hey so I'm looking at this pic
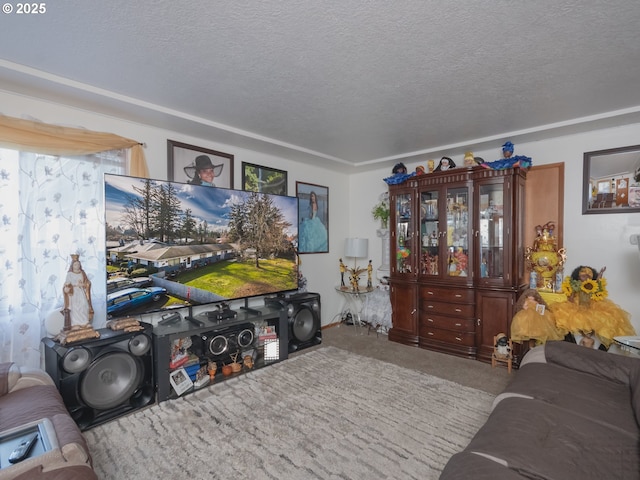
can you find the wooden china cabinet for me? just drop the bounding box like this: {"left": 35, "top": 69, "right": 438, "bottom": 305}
{"left": 388, "top": 166, "right": 528, "bottom": 365}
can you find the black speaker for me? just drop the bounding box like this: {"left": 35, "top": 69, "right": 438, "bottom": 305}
{"left": 42, "top": 323, "right": 155, "bottom": 431}
{"left": 190, "top": 322, "right": 256, "bottom": 366}
{"left": 265, "top": 292, "right": 321, "bottom": 353}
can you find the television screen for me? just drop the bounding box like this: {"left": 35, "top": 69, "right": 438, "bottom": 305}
{"left": 104, "top": 174, "right": 299, "bottom": 318}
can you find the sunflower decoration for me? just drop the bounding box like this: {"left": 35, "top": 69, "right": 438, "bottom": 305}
{"left": 561, "top": 266, "right": 608, "bottom": 302}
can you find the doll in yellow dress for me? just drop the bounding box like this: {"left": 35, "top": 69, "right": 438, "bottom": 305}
{"left": 551, "top": 265, "right": 635, "bottom": 348}
{"left": 511, "top": 289, "right": 566, "bottom": 346}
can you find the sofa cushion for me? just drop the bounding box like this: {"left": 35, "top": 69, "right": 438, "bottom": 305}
{"left": 545, "top": 340, "right": 640, "bottom": 386}
{"left": 497, "top": 362, "right": 638, "bottom": 436}
{"left": 0, "top": 385, "right": 69, "bottom": 433}
{"left": 465, "top": 397, "right": 639, "bottom": 480}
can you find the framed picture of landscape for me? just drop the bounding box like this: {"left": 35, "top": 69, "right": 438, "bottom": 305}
{"left": 242, "top": 162, "right": 287, "bottom": 195}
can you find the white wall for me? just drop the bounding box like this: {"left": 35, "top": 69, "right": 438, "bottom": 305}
{"left": 3, "top": 89, "right": 640, "bottom": 335}
{"left": 350, "top": 124, "right": 640, "bottom": 334}
{"left": 0, "top": 90, "right": 349, "bottom": 326}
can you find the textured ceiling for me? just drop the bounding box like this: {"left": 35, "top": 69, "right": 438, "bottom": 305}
{"left": 1, "top": 0, "right": 640, "bottom": 171}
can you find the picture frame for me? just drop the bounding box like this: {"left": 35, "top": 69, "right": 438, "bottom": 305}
{"left": 242, "top": 162, "right": 288, "bottom": 195}
{"left": 169, "top": 367, "right": 193, "bottom": 396}
{"left": 296, "top": 181, "right": 329, "bottom": 254}
{"left": 167, "top": 140, "right": 234, "bottom": 189}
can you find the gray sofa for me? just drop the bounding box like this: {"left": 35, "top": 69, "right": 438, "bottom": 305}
{"left": 440, "top": 340, "right": 640, "bottom": 479}
{"left": 0, "top": 362, "right": 97, "bottom": 480}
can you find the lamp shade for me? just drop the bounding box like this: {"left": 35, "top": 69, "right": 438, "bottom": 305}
{"left": 344, "top": 238, "right": 368, "bottom": 259}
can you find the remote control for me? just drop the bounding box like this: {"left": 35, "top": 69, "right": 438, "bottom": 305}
{"left": 8, "top": 433, "right": 38, "bottom": 464}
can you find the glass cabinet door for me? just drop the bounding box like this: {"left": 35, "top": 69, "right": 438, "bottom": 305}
{"left": 419, "top": 190, "right": 440, "bottom": 276}
{"left": 478, "top": 183, "right": 505, "bottom": 280}
{"left": 445, "top": 187, "right": 470, "bottom": 278}
{"left": 394, "top": 191, "right": 414, "bottom": 275}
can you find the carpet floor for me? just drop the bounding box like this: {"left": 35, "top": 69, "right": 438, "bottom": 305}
{"left": 85, "top": 346, "right": 495, "bottom": 479}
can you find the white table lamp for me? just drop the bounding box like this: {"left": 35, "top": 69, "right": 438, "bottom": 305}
{"left": 344, "top": 237, "right": 368, "bottom": 270}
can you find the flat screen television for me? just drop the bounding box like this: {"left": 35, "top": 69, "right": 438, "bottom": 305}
{"left": 104, "top": 174, "right": 299, "bottom": 318}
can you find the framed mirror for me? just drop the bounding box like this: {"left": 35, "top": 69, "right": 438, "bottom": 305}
{"left": 582, "top": 144, "right": 640, "bottom": 214}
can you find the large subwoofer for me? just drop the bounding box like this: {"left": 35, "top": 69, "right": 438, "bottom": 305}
{"left": 265, "top": 292, "right": 321, "bottom": 353}
{"left": 42, "top": 323, "right": 155, "bottom": 431}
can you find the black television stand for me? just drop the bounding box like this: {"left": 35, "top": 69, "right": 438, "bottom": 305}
{"left": 240, "top": 306, "right": 262, "bottom": 316}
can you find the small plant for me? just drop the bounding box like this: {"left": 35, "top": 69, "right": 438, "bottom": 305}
{"left": 372, "top": 192, "right": 390, "bottom": 229}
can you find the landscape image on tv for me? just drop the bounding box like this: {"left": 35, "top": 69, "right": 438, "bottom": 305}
{"left": 104, "top": 174, "right": 299, "bottom": 317}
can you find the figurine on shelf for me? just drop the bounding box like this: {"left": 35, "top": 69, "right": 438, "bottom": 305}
{"left": 62, "top": 254, "right": 94, "bottom": 329}
{"left": 207, "top": 360, "right": 217, "bottom": 380}
{"left": 463, "top": 151, "right": 477, "bottom": 167}
{"left": 481, "top": 141, "right": 532, "bottom": 170}
{"left": 392, "top": 162, "right": 407, "bottom": 174}
{"left": 415, "top": 165, "right": 426, "bottom": 175}
{"left": 367, "top": 260, "right": 373, "bottom": 289}
{"left": 339, "top": 258, "right": 347, "bottom": 287}
{"left": 434, "top": 156, "right": 456, "bottom": 171}
{"left": 54, "top": 254, "right": 100, "bottom": 344}
{"left": 384, "top": 162, "right": 415, "bottom": 185}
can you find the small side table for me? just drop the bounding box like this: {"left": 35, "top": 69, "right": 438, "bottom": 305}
{"left": 335, "top": 286, "right": 373, "bottom": 330}
{"left": 609, "top": 336, "right": 640, "bottom": 357}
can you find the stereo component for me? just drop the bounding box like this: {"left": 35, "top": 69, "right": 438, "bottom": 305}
{"left": 265, "top": 292, "right": 321, "bottom": 353}
{"left": 190, "top": 322, "right": 256, "bottom": 362}
{"left": 42, "top": 323, "right": 155, "bottom": 431}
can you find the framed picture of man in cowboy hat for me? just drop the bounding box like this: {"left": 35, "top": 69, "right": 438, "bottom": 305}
{"left": 167, "top": 140, "right": 234, "bottom": 189}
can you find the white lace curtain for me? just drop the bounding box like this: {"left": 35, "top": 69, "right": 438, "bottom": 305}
{"left": 0, "top": 115, "right": 148, "bottom": 368}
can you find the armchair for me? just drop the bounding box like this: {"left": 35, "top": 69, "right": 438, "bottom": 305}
{"left": 0, "top": 363, "right": 97, "bottom": 480}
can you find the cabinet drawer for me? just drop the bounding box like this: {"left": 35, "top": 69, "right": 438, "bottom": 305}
{"left": 420, "top": 299, "right": 475, "bottom": 317}
{"left": 420, "top": 286, "right": 474, "bottom": 304}
{"left": 419, "top": 326, "right": 476, "bottom": 346}
{"left": 420, "top": 313, "right": 475, "bottom": 332}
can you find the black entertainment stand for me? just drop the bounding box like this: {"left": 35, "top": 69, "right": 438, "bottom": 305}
{"left": 153, "top": 304, "right": 288, "bottom": 402}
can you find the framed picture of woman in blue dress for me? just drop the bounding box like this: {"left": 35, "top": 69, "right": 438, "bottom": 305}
{"left": 296, "top": 181, "right": 329, "bottom": 254}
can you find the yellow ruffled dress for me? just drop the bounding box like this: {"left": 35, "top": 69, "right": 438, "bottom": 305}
{"left": 511, "top": 301, "right": 567, "bottom": 344}
{"left": 551, "top": 296, "right": 635, "bottom": 348}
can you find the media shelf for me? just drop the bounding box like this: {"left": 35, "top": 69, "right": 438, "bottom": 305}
{"left": 153, "top": 304, "right": 288, "bottom": 402}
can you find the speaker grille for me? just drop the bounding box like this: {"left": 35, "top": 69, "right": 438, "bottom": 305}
{"left": 62, "top": 347, "right": 91, "bottom": 373}
{"left": 208, "top": 335, "right": 228, "bottom": 356}
{"left": 80, "top": 352, "right": 143, "bottom": 410}
{"left": 237, "top": 328, "right": 255, "bottom": 348}
{"left": 129, "top": 333, "right": 151, "bottom": 356}
{"left": 292, "top": 307, "right": 316, "bottom": 343}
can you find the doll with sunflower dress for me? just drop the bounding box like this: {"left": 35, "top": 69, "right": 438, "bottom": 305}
{"left": 551, "top": 265, "right": 636, "bottom": 348}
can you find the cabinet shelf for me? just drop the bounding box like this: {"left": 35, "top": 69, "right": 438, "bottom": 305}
{"left": 388, "top": 166, "right": 527, "bottom": 364}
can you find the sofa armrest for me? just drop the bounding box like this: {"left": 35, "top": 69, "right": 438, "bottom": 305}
{"left": 544, "top": 340, "right": 640, "bottom": 385}
{"left": 11, "top": 465, "right": 98, "bottom": 480}
{"left": 0, "top": 362, "right": 55, "bottom": 395}
{"left": 0, "top": 362, "right": 12, "bottom": 396}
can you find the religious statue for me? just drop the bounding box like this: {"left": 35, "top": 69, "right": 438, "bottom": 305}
{"left": 55, "top": 254, "right": 100, "bottom": 344}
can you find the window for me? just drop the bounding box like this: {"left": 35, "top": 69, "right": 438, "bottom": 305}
{"left": 0, "top": 148, "right": 125, "bottom": 367}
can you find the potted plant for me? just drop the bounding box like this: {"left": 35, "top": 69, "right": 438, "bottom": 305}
{"left": 372, "top": 192, "right": 390, "bottom": 229}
